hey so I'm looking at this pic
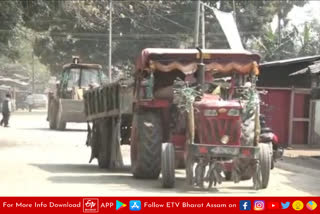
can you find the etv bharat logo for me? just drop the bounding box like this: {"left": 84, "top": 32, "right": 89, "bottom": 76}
{"left": 83, "top": 198, "right": 99, "bottom": 213}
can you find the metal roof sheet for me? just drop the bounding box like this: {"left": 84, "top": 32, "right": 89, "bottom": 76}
{"left": 260, "top": 55, "right": 320, "bottom": 68}
{"left": 290, "top": 61, "right": 320, "bottom": 76}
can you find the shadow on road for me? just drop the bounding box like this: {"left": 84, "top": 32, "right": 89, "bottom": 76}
{"left": 18, "top": 127, "right": 87, "bottom": 132}
{"left": 31, "top": 163, "right": 258, "bottom": 194}
{"left": 13, "top": 110, "right": 47, "bottom": 115}
{"left": 275, "top": 158, "right": 320, "bottom": 195}
{"left": 30, "top": 163, "right": 130, "bottom": 174}
{"left": 45, "top": 174, "right": 258, "bottom": 194}
{"left": 280, "top": 156, "right": 320, "bottom": 171}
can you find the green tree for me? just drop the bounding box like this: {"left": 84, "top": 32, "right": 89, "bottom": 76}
{"left": 250, "top": 17, "right": 320, "bottom": 62}
{"left": 298, "top": 19, "right": 320, "bottom": 56}
{"left": 1, "top": 0, "right": 311, "bottom": 76}
{"left": 0, "top": 1, "right": 23, "bottom": 59}
{"left": 250, "top": 24, "right": 299, "bottom": 61}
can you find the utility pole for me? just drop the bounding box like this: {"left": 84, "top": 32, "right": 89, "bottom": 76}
{"left": 108, "top": 0, "right": 112, "bottom": 82}
{"left": 194, "top": 0, "right": 201, "bottom": 47}
{"left": 201, "top": 2, "right": 205, "bottom": 49}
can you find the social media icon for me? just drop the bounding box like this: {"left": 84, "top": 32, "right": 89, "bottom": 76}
{"left": 254, "top": 200, "right": 265, "bottom": 211}
{"left": 306, "top": 201, "right": 317, "bottom": 211}
{"left": 116, "top": 200, "right": 127, "bottom": 210}
{"left": 129, "top": 200, "right": 141, "bottom": 211}
{"left": 292, "top": 200, "right": 304, "bottom": 211}
{"left": 281, "top": 202, "right": 290, "bottom": 209}
{"left": 267, "top": 202, "right": 280, "bottom": 209}
{"left": 239, "top": 200, "right": 251, "bottom": 211}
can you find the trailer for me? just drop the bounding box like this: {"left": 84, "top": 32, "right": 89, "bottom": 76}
{"left": 85, "top": 78, "right": 134, "bottom": 168}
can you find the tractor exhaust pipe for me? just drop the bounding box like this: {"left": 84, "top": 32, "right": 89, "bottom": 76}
{"left": 196, "top": 47, "right": 205, "bottom": 92}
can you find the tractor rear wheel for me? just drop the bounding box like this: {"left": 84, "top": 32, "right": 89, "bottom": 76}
{"left": 161, "top": 143, "right": 175, "bottom": 188}
{"left": 258, "top": 143, "right": 271, "bottom": 189}
{"left": 131, "top": 111, "right": 162, "bottom": 179}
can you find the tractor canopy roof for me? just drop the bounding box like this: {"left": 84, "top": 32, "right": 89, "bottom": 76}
{"left": 63, "top": 63, "right": 102, "bottom": 70}
{"left": 136, "top": 48, "right": 260, "bottom": 75}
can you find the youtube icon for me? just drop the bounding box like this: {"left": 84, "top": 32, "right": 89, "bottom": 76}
{"left": 268, "top": 202, "right": 280, "bottom": 209}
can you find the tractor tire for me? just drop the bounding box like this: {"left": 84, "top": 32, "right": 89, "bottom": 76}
{"left": 259, "top": 143, "right": 271, "bottom": 189}
{"left": 131, "top": 111, "right": 162, "bottom": 179}
{"left": 161, "top": 143, "right": 175, "bottom": 188}
{"left": 49, "top": 102, "right": 57, "bottom": 129}
{"left": 56, "top": 107, "right": 66, "bottom": 130}
{"left": 97, "top": 119, "right": 112, "bottom": 169}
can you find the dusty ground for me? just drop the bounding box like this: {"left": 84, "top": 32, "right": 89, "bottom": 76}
{"left": 0, "top": 110, "right": 319, "bottom": 196}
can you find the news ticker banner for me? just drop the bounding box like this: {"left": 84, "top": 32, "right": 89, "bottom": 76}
{"left": 0, "top": 197, "right": 318, "bottom": 214}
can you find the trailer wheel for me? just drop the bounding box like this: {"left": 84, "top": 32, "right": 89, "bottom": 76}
{"left": 255, "top": 143, "right": 271, "bottom": 189}
{"left": 49, "top": 102, "right": 57, "bottom": 129}
{"left": 56, "top": 107, "right": 66, "bottom": 130}
{"left": 97, "top": 120, "right": 112, "bottom": 168}
{"left": 161, "top": 143, "right": 175, "bottom": 188}
{"left": 131, "top": 111, "right": 162, "bottom": 179}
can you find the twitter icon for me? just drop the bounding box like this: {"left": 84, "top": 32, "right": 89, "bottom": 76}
{"left": 281, "top": 202, "right": 290, "bottom": 209}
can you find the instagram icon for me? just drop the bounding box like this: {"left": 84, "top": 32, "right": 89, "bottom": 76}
{"left": 254, "top": 200, "right": 265, "bottom": 211}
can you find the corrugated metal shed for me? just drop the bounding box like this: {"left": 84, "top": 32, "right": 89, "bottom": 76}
{"left": 258, "top": 55, "right": 320, "bottom": 146}
{"left": 290, "top": 61, "right": 320, "bottom": 76}
{"left": 260, "top": 55, "right": 320, "bottom": 68}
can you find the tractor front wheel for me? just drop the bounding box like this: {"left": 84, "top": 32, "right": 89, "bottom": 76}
{"left": 131, "top": 111, "right": 162, "bottom": 179}
{"left": 254, "top": 143, "right": 271, "bottom": 189}
{"left": 49, "top": 102, "right": 57, "bottom": 129}
{"left": 161, "top": 143, "right": 175, "bottom": 188}
{"left": 56, "top": 107, "right": 66, "bottom": 130}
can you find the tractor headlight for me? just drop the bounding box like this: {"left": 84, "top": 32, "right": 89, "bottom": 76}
{"left": 221, "top": 135, "right": 230, "bottom": 144}
{"left": 204, "top": 109, "right": 218, "bottom": 116}
{"left": 227, "top": 108, "right": 240, "bottom": 116}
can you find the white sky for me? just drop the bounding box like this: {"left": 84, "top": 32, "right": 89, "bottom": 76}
{"left": 271, "top": 1, "right": 320, "bottom": 32}
{"left": 287, "top": 1, "right": 320, "bottom": 27}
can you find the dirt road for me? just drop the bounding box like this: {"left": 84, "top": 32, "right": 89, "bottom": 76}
{"left": 0, "top": 110, "right": 319, "bottom": 196}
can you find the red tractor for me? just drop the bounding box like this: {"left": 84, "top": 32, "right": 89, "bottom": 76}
{"left": 132, "top": 48, "right": 272, "bottom": 189}
{"left": 85, "top": 48, "right": 276, "bottom": 190}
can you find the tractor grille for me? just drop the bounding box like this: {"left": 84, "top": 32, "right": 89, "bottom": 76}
{"left": 197, "top": 117, "right": 241, "bottom": 145}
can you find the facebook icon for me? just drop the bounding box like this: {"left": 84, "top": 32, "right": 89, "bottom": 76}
{"left": 239, "top": 200, "right": 251, "bottom": 211}
{"left": 129, "top": 200, "right": 141, "bottom": 211}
